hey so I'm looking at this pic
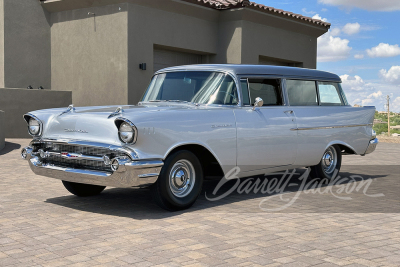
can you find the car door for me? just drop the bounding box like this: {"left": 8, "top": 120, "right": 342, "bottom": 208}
{"left": 234, "top": 78, "right": 298, "bottom": 174}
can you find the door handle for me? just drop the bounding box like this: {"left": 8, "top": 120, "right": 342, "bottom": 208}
{"left": 284, "top": 110, "right": 294, "bottom": 114}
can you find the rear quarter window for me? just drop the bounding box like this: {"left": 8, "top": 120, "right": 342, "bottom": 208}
{"left": 318, "top": 82, "right": 343, "bottom": 106}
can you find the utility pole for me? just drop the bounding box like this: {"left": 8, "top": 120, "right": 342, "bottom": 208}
{"left": 387, "top": 95, "right": 390, "bottom": 137}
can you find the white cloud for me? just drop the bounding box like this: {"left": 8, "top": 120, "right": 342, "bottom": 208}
{"left": 318, "top": 0, "right": 400, "bottom": 11}
{"left": 362, "top": 98, "right": 374, "bottom": 106}
{"left": 312, "top": 14, "right": 328, "bottom": 22}
{"left": 340, "top": 73, "right": 400, "bottom": 111}
{"left": 367, "top": 43, "right": 400, "bottom": 58}
{"left": 318, "top": 31, "right": 352, "bottom": 62}
{"left": 302, "top": 8, "right": 316, "bottom": 15}
{"left": 354, "top": 54, "right": 364, "bottom": 59}
{"left": 340, "top": 74, "right": 366, "bottom": 91}
{"left": 368, "top": 91, "right": 383, "bottom": 99}
{"left": 379, "top": 66, "right": 400, "bottom": 85}
{"left": 393, "top": 97, "right": 400, "bottom": 111}
{"left": 342, "top": 23, "right": 361, "bottom": 35}
{"left": 330, "top": 27, "right": 341, "bottom": 36}
{"left": 321, "top": 8, "right": 328, "bottom": 12}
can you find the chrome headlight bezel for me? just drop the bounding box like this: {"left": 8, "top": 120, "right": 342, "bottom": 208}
{"left": 23, "top": 114, "right": 43, "bottom": 137}
{"left": 115, "top": 118, "right": 137, "bottom": 144}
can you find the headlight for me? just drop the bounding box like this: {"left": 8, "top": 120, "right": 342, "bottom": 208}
{"left": 28, "top": 118, "right": 41, "bottom": 136}
{"left": 372, "top": 129, "right": 376, "bottom": 139}
{"left": 118, "top": 121, "right": 136, "bottom": 144}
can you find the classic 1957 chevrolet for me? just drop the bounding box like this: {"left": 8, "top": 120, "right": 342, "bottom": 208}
{"left": 21, "top": 65, "right": 378, "bottom": 211}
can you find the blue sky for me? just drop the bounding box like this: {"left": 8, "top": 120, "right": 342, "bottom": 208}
{"left": 255, "top": 0, "right": 400, "bottom": 111}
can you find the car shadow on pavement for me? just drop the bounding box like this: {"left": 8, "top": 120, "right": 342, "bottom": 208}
{"left": 0, "top": 141, "right": 21, "bottom": 156}
{"left": 45, "top": 166, "right": 398, "bottom": 219}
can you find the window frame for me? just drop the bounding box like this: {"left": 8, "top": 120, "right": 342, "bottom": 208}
{"left": 239, "top": 76, "right": 286, "bottom": 107}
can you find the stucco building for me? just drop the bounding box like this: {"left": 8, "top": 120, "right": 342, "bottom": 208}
{"left": 0, "top": 0, "right": 329, "bottom": 137}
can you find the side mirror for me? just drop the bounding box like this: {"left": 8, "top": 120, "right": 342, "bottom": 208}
{"left": 253, "top": 97, "right": 264, "bottom": 111}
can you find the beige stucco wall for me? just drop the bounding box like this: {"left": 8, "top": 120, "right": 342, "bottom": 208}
{"left": 127, "top": 1, "right": 219, "bottom": 104}
{"left": 0, "top": 110, "right": 4, "bottom": 151}
{"left": 0, "top": 89, "right": 72, "bottom": 138}
{"left": 3, "top": 0, "right": 51, "bottom": 89}
{"left": 51, "top": 3, "right": 129, "bottom": 106}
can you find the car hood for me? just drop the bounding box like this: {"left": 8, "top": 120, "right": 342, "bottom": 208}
{"left": 28, "top": 103, "right": 200, "bottom": 144}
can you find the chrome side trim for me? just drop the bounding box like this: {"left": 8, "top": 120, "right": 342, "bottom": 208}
{"left": 291, "top": 123, "right": 373, "bottom": 131}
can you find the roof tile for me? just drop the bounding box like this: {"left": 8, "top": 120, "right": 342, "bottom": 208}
{"left": 182, "top": 0, "right": 330, "bottom": 28}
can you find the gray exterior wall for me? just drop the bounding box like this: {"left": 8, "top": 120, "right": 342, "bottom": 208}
{"left": 51, "top": 3, "right": 128, "bottom": 106}
{"left": 0, "top": 1, "right": 4, "bottom": 88}
{"left": 48, "top": 0, "right": 327, "bottom": 106}
{"left": 0, "top": 89, "right": 72, "bottom": 138}
{"left": 240, "top": 9, "right": 322, "bottom": 68}
{"left": 127, "top": 0, "right": 219, "bottom": 104}
{"left": 0, "top": 110, "right": 4, "bottom": 150}
{"left": 2, "top": 0, "right": 51, "bottom": 89}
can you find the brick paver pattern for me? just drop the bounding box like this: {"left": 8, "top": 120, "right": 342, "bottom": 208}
{"left": 1, "top": 139, "right": 400, "bottom": 266}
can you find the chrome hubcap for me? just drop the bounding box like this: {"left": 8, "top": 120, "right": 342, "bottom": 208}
{"left": 321, "top": 146, "right": 337, "bottom": 175}
{"left": 169, "top": 159, "right": 195, "bottom": 198}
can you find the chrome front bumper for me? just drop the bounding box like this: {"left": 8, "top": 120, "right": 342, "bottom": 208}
{"left": 22, "top": 144, "right": 163, "bottom": 188}
{"left": 364, "top": 138, "right": 378, "bottom": 155}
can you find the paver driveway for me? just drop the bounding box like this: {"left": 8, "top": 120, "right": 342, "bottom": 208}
{"left": 1, "top": 139, "right": 400, "bottom": 267}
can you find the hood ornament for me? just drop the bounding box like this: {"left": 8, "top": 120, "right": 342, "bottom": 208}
{"left": 108, "top": 107, "right": 124, "bottom": 119}
{"left": 59, "top": 104, "right": 75, "bottom": 117}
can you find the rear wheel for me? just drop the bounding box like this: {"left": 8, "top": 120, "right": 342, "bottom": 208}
{"left": 310, "top": 145, "right": 342, "bottom": 183}
{"left": 62, "top": 181, "right": 106, "bottom": 197}
{"left": 151, "top": 150, "right": 203, "bottom": 211}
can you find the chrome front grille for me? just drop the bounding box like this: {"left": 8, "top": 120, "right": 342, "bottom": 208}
{"left": 32, "top": 142, "right": 129, "bottom": 172}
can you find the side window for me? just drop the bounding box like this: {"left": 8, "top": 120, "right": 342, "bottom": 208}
{"left": 318, "top": 82, "right": 343, "bottom": 106}
{"left": 248, "top": 79, "right": 283, "bottom": 106}
{"left": 287, "top": 80, "right": 318, "bottom": 106}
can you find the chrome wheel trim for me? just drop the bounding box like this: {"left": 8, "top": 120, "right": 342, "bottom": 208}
{"left": 321, "top": 146, "right": 337, "bottom": 175}
{"left": 169, "top": 159, "right": 195, "bottom": 198}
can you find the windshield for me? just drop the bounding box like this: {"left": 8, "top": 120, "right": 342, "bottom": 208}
{"left": 142, "top": 71, "right": 238, "bottom": 105}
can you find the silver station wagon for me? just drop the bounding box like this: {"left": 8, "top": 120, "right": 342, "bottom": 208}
{"left": 21, "top": 65, "right": 378, "bottom": 211}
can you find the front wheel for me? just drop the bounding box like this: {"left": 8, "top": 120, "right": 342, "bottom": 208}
{"left": 310, "top": 145, "right": 342, "bottom": 183}
{"left": 151, "top": 150, "right": 203, "bottom": 211}
{"left": 62, "top": 181, "right": 106, "bottom": 197}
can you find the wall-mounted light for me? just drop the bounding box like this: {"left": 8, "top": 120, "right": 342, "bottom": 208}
{"left": 88, "top": 12, "right": 95, "bottom": 16}
{"left": 27, "top": 85, "right": 33, "bottom": 89}
{"left": 139, "top": 63, "right": 147, "bottom": 70}
{"left": 38, "top": 86, "right": 44, "bottom": 90}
